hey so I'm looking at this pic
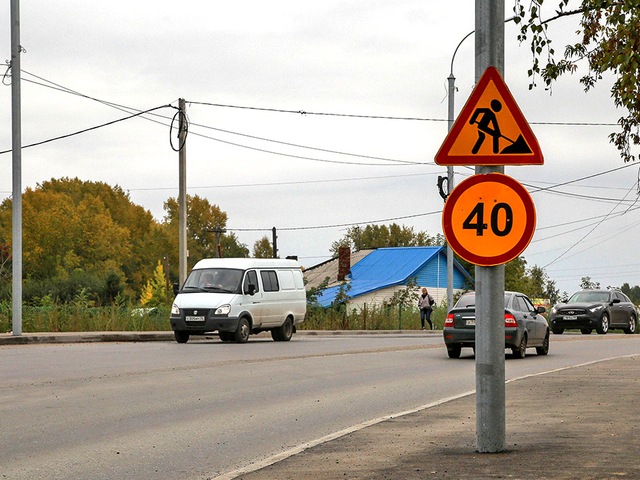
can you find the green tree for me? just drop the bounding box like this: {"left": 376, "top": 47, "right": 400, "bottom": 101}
{"left": 252, "top": 236, "right": 274, "bottom": 258}
{"left": 620, "top": 282, "right": 640, "bottom": 304}
{"left": 514, "top": 0, "right": 640, "bottom": 162}
{"left": 580, "top": 276, "right": 601, "bottom": 289}
{"left": 163, "top": 194, "right": 249, "bottom": 270}
{"left": 330, "top": 223, "right": 445, "bottom": 255}
{"left": 0, "top": 178, "right": 170, "bottom": 303}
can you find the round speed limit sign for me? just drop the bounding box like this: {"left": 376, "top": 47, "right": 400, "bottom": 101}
{"left": 442, "top": 173, "right": 536, "bottom": 266}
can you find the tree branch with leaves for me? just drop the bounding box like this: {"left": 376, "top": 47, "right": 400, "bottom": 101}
{"left": 514, "top": 0, "right": 640, "bottom": 162}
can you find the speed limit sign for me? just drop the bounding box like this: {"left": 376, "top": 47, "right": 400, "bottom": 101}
{"left": 442, "top": 173, "right": 536, "bottom": 266}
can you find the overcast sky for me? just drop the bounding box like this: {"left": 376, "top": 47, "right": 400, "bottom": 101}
{"left": 2, "top": 1, "right": 638, "bottom": 296}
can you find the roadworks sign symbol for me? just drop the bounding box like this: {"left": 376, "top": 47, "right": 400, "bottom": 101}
{"left": 435, "top": 66, "right": 543, "bottom": 166}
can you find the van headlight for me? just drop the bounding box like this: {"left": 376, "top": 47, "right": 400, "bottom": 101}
{"left": 171, "top": 303, "right": 180, "bottom": 315}
{"left": 215, "top": 304, "right": 231, "bottom": 316}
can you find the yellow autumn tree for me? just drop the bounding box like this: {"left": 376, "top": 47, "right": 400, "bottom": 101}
{"left": 139, "top": 261, "right": 170, "bottom": 307}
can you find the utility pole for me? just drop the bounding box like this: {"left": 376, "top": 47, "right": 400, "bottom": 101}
{"left": 10, "top": 0, "right": 22, "bottom": 336}
{"left": 211, "top": 228, "right": 226, "bottom": 258}
{"left": 475, "top": 0, "right": 506, "bottom": 453}
{"left": 178, "top": 98, "right": 188, "bottom": 285}
{"left": 271, "top": 227, "right": 278, "bottom": 259}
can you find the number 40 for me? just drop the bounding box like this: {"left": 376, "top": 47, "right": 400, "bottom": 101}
{"left": 462, "top": 202, "right": 513, "bottom": 237}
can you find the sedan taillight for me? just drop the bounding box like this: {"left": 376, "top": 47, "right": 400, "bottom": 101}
{"left": 504, "top": 313, "right": 517, "bottom": 327}
{"left": 444, "top": 314, "right": 454, "bottom": 327}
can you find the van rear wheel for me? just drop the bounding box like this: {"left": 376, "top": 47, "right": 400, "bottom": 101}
{"left": 272, "top": 317, "right": 293, "bottom": 342}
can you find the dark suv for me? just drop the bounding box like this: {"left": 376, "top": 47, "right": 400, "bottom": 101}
{"left": 549, "top": 289, "right": 637, "bottom": 335}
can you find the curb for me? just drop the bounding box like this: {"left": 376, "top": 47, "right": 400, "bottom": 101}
{"left": 0, "top": 329, "right": 439, "bottom": 345}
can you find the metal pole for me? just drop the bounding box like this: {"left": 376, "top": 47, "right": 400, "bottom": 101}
{"left": 178, "top": 98, "right": 188, "bottom": 285}
{"left": 10, "top": 0, "right": 22, "bottom": 336}
{"left": 445, "top": 28, "right": 475, "bottom": 311}
{"left": 446, "top": 74, "right": 455, "bottom": 311}
{"left": 475, "top": 0, "right": 506, "bottom": 453}
{"left": 272, "top": 227, "right": 278, "bottom": 259}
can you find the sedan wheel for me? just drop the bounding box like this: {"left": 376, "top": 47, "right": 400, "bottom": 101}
{"left": 535, "top": 332, "right": 550, "bottom": 356}
{"left": 512, "top": 334, "right": 527, "bottom": 359}
{"left": 623, "top": 315, "right": 637, "bottom": 335}
{"left": 447, "top": 345, "right": 462, "bottom": 359}
{"left": 596, "top": 313, "right": 610, "bottom": 334}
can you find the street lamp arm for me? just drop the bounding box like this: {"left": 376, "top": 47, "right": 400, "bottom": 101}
{"left": 449, "top": 17, "right": 515, "bottom": 77}
{"left": 450, "top": 29, "right": 475, "bottom": 77}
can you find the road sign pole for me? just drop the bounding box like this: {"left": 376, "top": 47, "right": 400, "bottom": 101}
{"left": 475, "top": 0, "right": 506, "bottom": 453}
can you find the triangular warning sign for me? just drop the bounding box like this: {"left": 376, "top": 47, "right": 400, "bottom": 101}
{"left": 435, "top": 66, "right": 543, "bottom": 166}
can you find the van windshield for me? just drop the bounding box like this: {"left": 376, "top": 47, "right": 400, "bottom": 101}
{"left": 182, "top": 268, "right": 243, "bottom": 293}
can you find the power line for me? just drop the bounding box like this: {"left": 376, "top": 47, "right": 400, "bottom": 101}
{"left": 18, "top": 72, "right": 426, "bottom": 166}
{"left": 227, "top": 209, "right": 442, "bottom": 232}
{"left": 126, "top": 171, "right": 445, "bottom": 191}
{"left": 0, "top": 104, "right": 175, "bottom": 155}
{"left": 542, "top": 182, "right": 639, "bottom": 268}
{"left": 187, "top": 121, "right": 421, "bottom": 165}
{"left": 189, "top": 101, "right": 619, "bottom": 127}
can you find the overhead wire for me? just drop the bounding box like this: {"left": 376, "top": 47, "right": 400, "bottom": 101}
{"left": 541, "top": 180, "right": 640, "bottom": 268}
{"left": 0, "top": 104, "right": 175, "bottom": 155}
{"left": 4, "top": 70, "right": 638, "bottom": 244}
{"left": 227, "top": 209, "right": 442, "bottom": 232}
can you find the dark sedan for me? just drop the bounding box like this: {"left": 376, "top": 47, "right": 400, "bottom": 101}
{"left": 549, "top": 289, "right": 637, "bottom": 335}
{"left": 443, "top": 291, "right": 549, "bottom": 359}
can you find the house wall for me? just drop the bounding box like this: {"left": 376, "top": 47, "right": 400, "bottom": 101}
{"left": 347, "top": 286, "right": 466, "bottom": 310}
{"left": 414, "top": 251, "right": 469, "bottom": 290}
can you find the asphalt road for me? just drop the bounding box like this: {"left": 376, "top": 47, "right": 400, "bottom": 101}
{"left": 1, "top": 332, "right": 639, "bottom": 479}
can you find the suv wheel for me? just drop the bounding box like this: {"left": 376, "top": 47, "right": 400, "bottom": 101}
{"left": 596, "top": 313, "right": 610, "bottom": 334}
{"left": 623, "top": 315, "right": 637, "bottom": 334}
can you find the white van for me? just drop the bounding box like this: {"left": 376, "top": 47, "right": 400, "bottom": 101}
{"left": 170, "top": 258, "right": 306, "bottom": 343}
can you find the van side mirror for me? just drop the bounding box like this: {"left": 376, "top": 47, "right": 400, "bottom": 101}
{"left": 173, "top": 283, "right": 180, "bottom": 296}
{"left": 536, "top": 306, "right": 546, "bottom": 314}
{"left": 246, "top": 284, "right": 256, "bottom": 296}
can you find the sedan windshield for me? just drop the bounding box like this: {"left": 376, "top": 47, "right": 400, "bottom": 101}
{"left": 567, "top": 291, "right": 610, "bottom": 303}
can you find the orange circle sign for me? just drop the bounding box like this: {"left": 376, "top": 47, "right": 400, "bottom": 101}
{"left": 442, "top": 173, "right": 536, "bottom": 266}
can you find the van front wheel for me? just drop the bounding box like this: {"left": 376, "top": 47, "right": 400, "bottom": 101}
{"left": 174, "top": 331, "right": 190, "bottom": 344}
{"left": 234, "top": 318, "right": 251, "bottom": 343}
{"left": 272, "top": 317, "right": 293, "bottom": 342}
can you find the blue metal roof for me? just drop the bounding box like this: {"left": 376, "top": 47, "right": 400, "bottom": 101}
{"left": 317, "top": 246, "right": 446, "bottom": 307}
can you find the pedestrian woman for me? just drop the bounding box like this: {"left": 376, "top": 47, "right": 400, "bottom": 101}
{"left": 418, "top": 287, "right": 435, "bottom": 330}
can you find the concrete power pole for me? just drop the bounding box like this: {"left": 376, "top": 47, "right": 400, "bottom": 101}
{"left": 10, "top": 0, "right": 22, "bottom": 336}
{"left": 474, "top": 0, "right": 506, "bottom": 453}
{"left": 178, "top": 99, "right": 188, "bottom": 285}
